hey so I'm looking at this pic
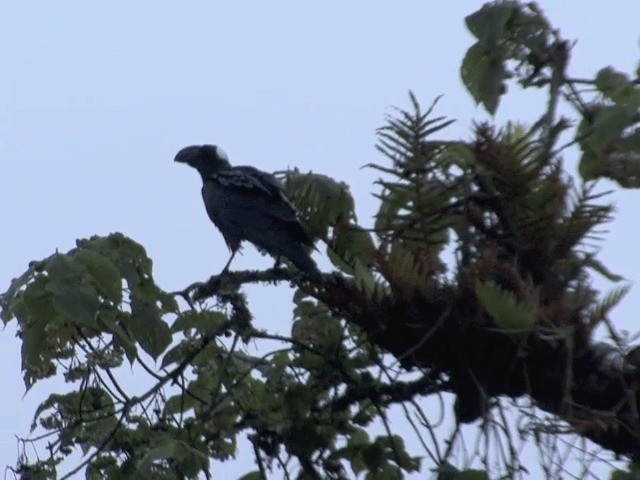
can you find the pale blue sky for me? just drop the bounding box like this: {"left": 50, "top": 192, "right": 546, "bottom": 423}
{"left": 1, "top": 2, "right": 639, "bottom": 478}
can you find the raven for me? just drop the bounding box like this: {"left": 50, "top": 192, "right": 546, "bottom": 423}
{"left": 174, "top": 144, "right": 320, "bottom": 277}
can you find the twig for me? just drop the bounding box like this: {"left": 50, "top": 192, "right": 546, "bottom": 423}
{"left": 252, "top": 441, "right": 268, "bottom": 480}
{"left": 59, "top": 406, "right": 128, "bottom": 480}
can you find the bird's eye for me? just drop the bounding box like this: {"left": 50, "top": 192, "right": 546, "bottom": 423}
{"left": 215, "top": 146, "right": 229, "bottom": 162}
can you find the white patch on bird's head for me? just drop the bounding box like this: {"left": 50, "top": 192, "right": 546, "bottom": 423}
{"left": 214, "top": 146, "right": 229, "bottom": 163}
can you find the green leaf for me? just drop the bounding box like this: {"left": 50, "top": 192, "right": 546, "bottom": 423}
{"left": 376, "top": 435, "right": 420, "bottom": 472}
{"left": 165, "top": 391, "right": 199, "bottom": 415}
{"left": 365, "top": 463, "right": 402, "bottom": 480}
{"left": 602, "top": 150, "right": 640, "bottom": 189}
{"left": 285, "top": 418, "right": 332, "bottom": 459}
{"left": 596, "top": 67, "right": 630, "bottom": 95}
{"left": 128, "top": 284, "right": 172, "bottom": 359}
{"left": 348, "top": 428, "right": 370, "bottom": 447}
{"left": 292, "top": 308, "right": 341, "bottom": 352}
{"left": 465, "top": 1, "right": 517, "bottom": 44}
{"left": 475, "top": 281, "right": 535, "bottom": 334}
{"left": 460, "top": 42, "right": 507, "bottom": 115}
{"left": 97, "top": 310, "right": 137, "bottom": 363}
{"left": 77, "top": 233, "right": 153, "bottom": 287}
{"left": 330, "top": 220, "right": 377, "bottom": 275}
{"left": 171, "top": 310, "right": 227, "bottom": 334}
{"left": 48, "top": 283, "right": 100, "bottom": 330}
{"left": 20, "top": 277, "right": 60, "bottom": 389}
{"left": 353, "top": 258, "right": 378, "bottom": 299}
{"left": 166, "top": 372, "right": 219, "bottom": 415}
{"left": 595, "top": 67, "right": 640, "bottom": 107}
{"left": 32, "top": 392, "right": 73, "bottom": 432}
{"left": 157, "top": 289, "right": 179, "bottom": 314}
{"left": 461, "top": 2, "right": 518, "bottom": 114}
{"left": 171, "top": 440, "right": 210, "bottom": 477}
{"left": 578, "top": 149, "right": 602, "bottom": 181}
{"left": 238, "top": 472, "right": 263, "bottom": 480}
{"left": 444, "top": 142, "right": 476, "bottom": 168}
{"left": 436, "top": 462, "right": 461, "bottom": 480}
{"left": 1, "top": 261, "right": 38, "bottom": 323}
{"left": 79, "top": 414, "right": 119, "bottom": 455}
{"left": 137, "top": 438, "right": 178, "bottom": 473}
{"left": 291, "top": 350, "right": 328, "bottom": 372}
{"left": 160, "top": 340, "right": 194, "bottom": 369}
{"left": 610, "top": 469, "right": 640, "bottom": 480}
{"left": 74, "top": 249, "right": 123, "bottom": 303}
{"left": 327, "top": 246, "right": 355, "bottom": 274}
{"left": 459, "top": 42, "right": 482, "bottom": 103}
{"left": 136, "top": 432, "right": 212, "bottom": 474}
{"left": 44, "top": 254, "right": 100, "bottom": 329}
{"left": 86, "top": 456, "right": 120, "bottom": 479}
{"left": 361, "top": 441, "right": 385, "bottom": 472}
{"left": 460, "top": 469, "right": 490, "bottom": 480}
{"left": 591, "top": 105, "right": 637, "bottom": 148}
{"left": 578, "top": 104, "right": 640, "bottom": 184}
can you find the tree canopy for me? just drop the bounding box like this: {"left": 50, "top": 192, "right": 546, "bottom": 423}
{"left": 3, "top": 1, "right": 640, "bottom": 479}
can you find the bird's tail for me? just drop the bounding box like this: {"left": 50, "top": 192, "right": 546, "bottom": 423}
{"left": 250, "top": 230, "right": 321, "bottom": 279}
{"left": 267, "top": 240, "right": 320, "bottom": 278}
{"left": 288, "top": 248, "right": 321, "bottom": 278}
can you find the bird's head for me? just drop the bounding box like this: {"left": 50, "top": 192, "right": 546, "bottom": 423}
{"left": 174, "top": 144, "right": 232, "bottom": 177}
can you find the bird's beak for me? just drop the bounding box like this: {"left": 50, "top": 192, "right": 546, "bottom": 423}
{"left": 174, "top": 145, "right": 200, "bottom": 164}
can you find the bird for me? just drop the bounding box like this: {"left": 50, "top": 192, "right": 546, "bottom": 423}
{"left": 174, "top": 144, "right": 320, "bottom": 277}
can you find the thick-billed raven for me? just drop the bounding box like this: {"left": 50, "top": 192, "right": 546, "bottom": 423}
{"left": 174, "top": 144, "right": 320, "bottom": 277}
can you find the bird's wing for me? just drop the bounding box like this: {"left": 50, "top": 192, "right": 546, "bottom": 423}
{"left": 232, "top": 166, "right": 284, "bottom": 194}
{"left": 204, "top": 168, "right": 315, "bottom": 248}
{"left": 212, "top": 167, "right": 301, "bottom": 222}
{"left": 204, "top": 180, "right": 318, "bottom": 271}
{"left": 214, "top": 166, "right": 280, "bottom": 195}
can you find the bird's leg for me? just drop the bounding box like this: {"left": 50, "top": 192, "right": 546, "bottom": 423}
{"left": 221, "top": 250, "right": 237, "bottom": 274}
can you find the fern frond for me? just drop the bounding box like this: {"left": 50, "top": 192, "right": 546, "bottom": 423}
{"left": 374, "top": 93, "right": 455, "bottom": 174}
{"left": 372, "top": 94, "right": 458, "bottom": 250}
{"left": 475, "top": 281, "right": 536, "bottom": 334}
{"left": 553, "top": 183, "right": 614, "bottom": 258}
{"left": 282, "top": 169, "right": 355, "bottom": 238}
{"left": 588, "top": 284, "right": 632, "bottom": 327}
